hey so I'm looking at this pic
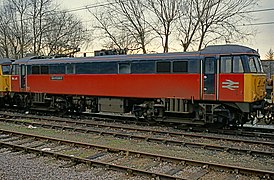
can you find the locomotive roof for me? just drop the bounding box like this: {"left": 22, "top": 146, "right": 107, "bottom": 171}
{"left": 200, "top": 44, "right": 258, "bottom": 54}
{"left": 14, "top": 44, "right": 259, "bottom": 65}
{"left": 0, "top": 58, "right": 13, "bottom": 65}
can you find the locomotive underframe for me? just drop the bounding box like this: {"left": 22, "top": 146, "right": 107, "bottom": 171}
{"left": 7, "top": 92, "right": 268, "bottom": 126}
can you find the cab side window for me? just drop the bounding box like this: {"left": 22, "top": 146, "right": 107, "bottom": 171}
{"left": 12, "top": 65, "right": 19, "bottom": 75}
{"left": 233, "top": 56, "right": 244, "bottom": 73}
{"left": 221, "top": 56, "right": 244, "bottom": 73}
{"left": 2, "top": 65, "right": 10, "bottom": 75}
{"left": 220, "top": 56, "right": 232, "bottom": 73}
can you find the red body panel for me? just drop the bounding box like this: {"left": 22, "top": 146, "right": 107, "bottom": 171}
{"left": 11, "top": 75, "right": 20, "bottom": 92}
{"left": 218, "top": 74, "right": 244, "bottom": 102}
{"left": 12, "top": 74, "right": 201, "bottom": 99}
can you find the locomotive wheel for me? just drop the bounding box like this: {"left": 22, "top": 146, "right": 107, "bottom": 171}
{"left": 264, "top": 111, "right": 273, "bottom": 125}
{"left": 133, "top": 110, "right": 143, "bottom": 119}
{"left": 265, "top": 117, "right": 272, "bottom": 125}
{"left": 54, "top": 97, "right": 68, "bottom": 114}
{"left": 23, "top": 95, "right": 32, "bottom": 109}
{"left": 75, "top": 102, "right": 85, "bottom": 114}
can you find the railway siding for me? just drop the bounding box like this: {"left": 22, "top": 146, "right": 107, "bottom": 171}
{"left": 0, "top": 111, "right": 273, "bottom": 179}
{"left": 0, "top": 129, "right": 273, "bottom": 179}
{"left": 0, "top": 116, "right": 273, "bottom": 156}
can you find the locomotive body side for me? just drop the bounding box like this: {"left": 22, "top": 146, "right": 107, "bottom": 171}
{"left": 24, "top": 74, "right": 201, "bottom": 100}
{"left": 8, "top": 45, "right": 272, "bottom": 126}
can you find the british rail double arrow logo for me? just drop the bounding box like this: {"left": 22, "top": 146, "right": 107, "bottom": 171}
{"left": 222, "top": 80, "right": 239, "bottom": 90}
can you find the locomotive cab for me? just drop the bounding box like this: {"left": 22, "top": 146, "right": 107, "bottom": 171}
{"left": 221, "top": 55, "right": 266, "bottom": 125}
{"left": 199, "top": 46, "right": 267, "bottom": 126}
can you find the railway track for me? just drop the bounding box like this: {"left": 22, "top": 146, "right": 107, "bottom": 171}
{"left": 176, "top": 124, "right": 274, "bottom": 139}
{"left": 0, "top": 129, "right": 273, "bottom": 179}
{"left": 0, "top": 113, "right": 273, "bottom": 158}
{"left": 1, "top": 111, "right": 274, "bottom": 140}
{"left": 82, "top": 113, "right": 274, "bottom": 138}
{"left": 3, "top": 109, "right": 274, "bottom": 138}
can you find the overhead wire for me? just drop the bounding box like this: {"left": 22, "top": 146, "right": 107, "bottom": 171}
{"left": 242, "top": 21, "right": 274, "bottom": 26}
{"left": 68, "top": 2, "right": 274, "bottom": 14}
{"left": 1, "top": 1, "right": 274, "bottom": 27}
{"left": 68, "top": 4, "right": 274, "bottom": 27}
{"left": 244, "top": 8, "right": 274, "bottom": 13}
{"left": 65, "top": 1, "right": 121, "bottom": 13}
{"left": 0, "top": 0, "right": 119, "bottom": 25}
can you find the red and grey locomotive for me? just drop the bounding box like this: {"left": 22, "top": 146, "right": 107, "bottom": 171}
{"left": 9, "top": 45, "right": 268, "bottom": 126}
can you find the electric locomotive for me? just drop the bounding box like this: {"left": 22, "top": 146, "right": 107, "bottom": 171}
{"left": 9, "top": 45, "right": 270, "bottom": 126}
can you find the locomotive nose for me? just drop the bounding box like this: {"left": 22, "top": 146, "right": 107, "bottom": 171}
{"left": 244, "top": 74, "right": 266, "bottom": 102}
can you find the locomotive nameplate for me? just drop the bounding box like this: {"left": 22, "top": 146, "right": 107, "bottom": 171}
{"left": 50, "top": 76, "right": 63, "bottom": 80}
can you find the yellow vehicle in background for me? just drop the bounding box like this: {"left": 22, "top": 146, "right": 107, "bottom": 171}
{"left": 0, "top": 58, "right": 12, "bottom": 104}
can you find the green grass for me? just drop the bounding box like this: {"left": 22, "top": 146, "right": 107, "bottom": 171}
{"left": 19, "top": 119, "right": 34, "bottom": 123}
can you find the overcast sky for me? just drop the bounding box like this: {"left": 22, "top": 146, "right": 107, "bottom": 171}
{"left": 58, "top": 0, "right": 274, "bottom": 59}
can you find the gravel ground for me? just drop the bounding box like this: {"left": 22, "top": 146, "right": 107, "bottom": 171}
{"left": 0, "top": 149, "right": 148, "bottom": 180}
{"left": 0, "top": 150, "right": 259, "bottom": 180}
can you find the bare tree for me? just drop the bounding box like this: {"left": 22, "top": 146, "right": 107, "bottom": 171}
{"left": 0, "top": 7, "right": 12, "bottom": 58}
{"left": 113, "top": 0, "right": 151, "bottom": 54}
{"left": 266, "top": 49, "right": 274, "bottom": 60}
{"left": 29, "top": 0, "right": 55, "bottom": 55}
{"left": 42, "top": 10, "right": 88, "bottom": 56}
{"left": 11, "top": 0, "right": 32, "bottom": 58}
{"left": 177, "top": 1, "right": 200, "bottom": 52}
{"left": 0, "top": 0, "right": 47, "bottom": 58}
{"left": 89, "top": 8, "right": 135, "bottom": 52}
{"left": 0, "top": 0, "right": 91, "bottom": 58}
{"left": 0, "top": 1, "right": 30, "bottom": 59}
{"left": 178, "top": 0, "right": 257, "bottom": 51}
{"left": 90, "top": 0, "right": 152, "bottom": 54}
{"left": 145, "top": 0, "right": 181, "bottom": 53}
{"left": 197, "top": 0, "right": 257, "bottom": 50}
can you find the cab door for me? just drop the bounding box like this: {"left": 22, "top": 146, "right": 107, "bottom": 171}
{"left": 11, "top": 64, "right": 20, "bottom": 92}
{"left": 202, "top": 57, "right": 217, "bottom": 100}
{"left": 20, "top": 64, "right": 26, "bottom": 90}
